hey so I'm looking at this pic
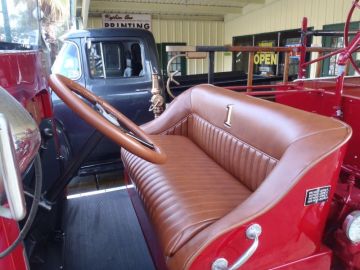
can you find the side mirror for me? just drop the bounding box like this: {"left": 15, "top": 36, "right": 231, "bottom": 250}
{"left": 0, "top": 114, "right": 25, "bottom": 220}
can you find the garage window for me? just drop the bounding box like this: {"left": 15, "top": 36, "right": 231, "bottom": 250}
{"left": 87, "top": 41, "right": 144, "bottom": 79}
{"left": 321, "top": 22, "right": 360, "bottom": 77}
{"left": 233, "top": 29, "right": 312, "bottom": 77}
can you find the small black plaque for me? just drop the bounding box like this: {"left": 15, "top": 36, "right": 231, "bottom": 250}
{"left": 304, "top": 186, "right": 331, "bottom": 206}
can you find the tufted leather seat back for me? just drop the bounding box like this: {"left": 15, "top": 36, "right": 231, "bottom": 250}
{"left": 144, "top": 85, "right": 345, "bottom": 191}
{"left": 188, "top": 114, "right": 278, "bottom": 191}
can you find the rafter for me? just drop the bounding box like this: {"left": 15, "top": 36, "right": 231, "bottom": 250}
{"left": 82, "top": 0, "right": 90, "bottom": 27}
{"left": 90, "top": 1, "right": 244, "bottom": 15}
{"left": 190, "top": 0, "right": 265, "bottom": 6}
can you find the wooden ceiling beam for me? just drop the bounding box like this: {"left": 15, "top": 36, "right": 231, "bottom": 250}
{"left": 82, "top": 0, "right": 91, "bottom": 27}
{"left": 90, "top": 1, "right": 244, "bottom": 15}
{"left": 193, "top": 0, "right": 265, "bottom": 6}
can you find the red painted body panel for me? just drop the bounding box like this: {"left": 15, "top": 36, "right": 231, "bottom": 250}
{"left": 274, "top": 77, "right": 360, "bottom": 269}
{"left": 188, "top": 148, "right": 345, "bottom": 269}
{"left": 276, "top": 78, "right": 360, "bottom": 170}
{"left": 0, "top": 50, "right": 49, "bottom": 270}
{"left": 0, "top": 218, "right": 27, "bottom": 270}
{"left": 269, "top": 246, "right": 332, "bottom": 270}
{"left": 0, "top": 50, "right": 51, "bottom": 123}
{"left": 342, "top": 94, "right": 360, "bottom": 169}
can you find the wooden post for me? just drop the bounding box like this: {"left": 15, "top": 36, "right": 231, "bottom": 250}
{"left": 247, "top": 52, "right": 254, "bottom": 92}
{"left": 345, "top": 60, "right": 351, "bottom": 76}
{"left": 298, "top": 17, "right": 308, "bottom": 79}
{"left": 283, "top": 52, "right": 290, "bottom": 83}
{"left": 208, "top": 51, "right": 215, "bottom": 84}
{"left": 315, "top": 52, "right": 323, "bottom": 78}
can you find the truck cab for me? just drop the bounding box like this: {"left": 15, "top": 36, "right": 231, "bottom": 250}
{"left": 52, "top": 28, "right": 161, "bottom": 168}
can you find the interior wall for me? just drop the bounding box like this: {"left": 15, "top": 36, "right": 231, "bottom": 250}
{"left": 224, "top": 0, "right": 360, "bottom": 72}
{"left": 87, "top": 17, "right": 226, "bottom": 74}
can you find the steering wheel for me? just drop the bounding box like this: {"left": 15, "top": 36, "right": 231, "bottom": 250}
{"left": 344, "top": 0, "right": 360, "bottom": 74}
{"left": 49, "top": 74, "right": 166, "bottom": 164}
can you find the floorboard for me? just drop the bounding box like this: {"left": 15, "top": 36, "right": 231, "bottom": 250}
{"left": 63, "top": 189, "right": 155, "bottom": 270}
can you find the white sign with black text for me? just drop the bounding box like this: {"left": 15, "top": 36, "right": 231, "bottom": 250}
{"left": 102, "top": 14, "right": 152, "bottom": 31}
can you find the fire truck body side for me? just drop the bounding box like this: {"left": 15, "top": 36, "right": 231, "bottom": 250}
{"left": 275, "top": 77, "right": 360, "bottom": 269}
{"left": 0, "top": 50, "right": 51, "bottom": 270}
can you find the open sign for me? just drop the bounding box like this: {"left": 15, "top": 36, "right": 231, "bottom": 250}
{"left": 254, "top": 53, "right": 277, "bottom": 65}
{"left": 254, "top": 40, "right": 277, "bottom": 65}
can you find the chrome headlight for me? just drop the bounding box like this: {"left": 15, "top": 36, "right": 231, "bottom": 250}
{"left": 0, "top": 87, "right": 41, "bottom": 220}
{"left": 0, "top": 87, "right": 40, "bottom": 174}
{"left": 343, "top": 210, "right": 360, "bottom": 244}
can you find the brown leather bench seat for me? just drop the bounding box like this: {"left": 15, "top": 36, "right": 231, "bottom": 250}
{"left": 121, "top": 84, "right": 351, "bottom": 270}
{"left": 122, "top": 135, "right": 252, "bottom": 256}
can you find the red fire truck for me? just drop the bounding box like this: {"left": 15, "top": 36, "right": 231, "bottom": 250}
{"left": 1, "top": 1, "right": 360, "bottom": 270}
{"left": 0, "top": 0, "right": 52, "bottom": 269}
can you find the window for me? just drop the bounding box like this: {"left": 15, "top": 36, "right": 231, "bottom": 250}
{"left": 283, "top": 37, "right": 301, "bottom": 76}
{"left": 322, "top": 22, "right": 360, "bottom": 77}
{"left": 52, "top": 41, "right": 81, "bottom": 80}
{"left": 157, "top": 43, "right": 187, "bottom": 76}
{"left": 87, "top": 40, "right": 144, "bottom": 78}
{"left": 233, "top": 35, "right": 253, "bottom": 73}
{"left": 233, "top": 29, "right": 312, "bottom": 77}
{"left": 167, "top": 51, "right": 183, "bottom": 74}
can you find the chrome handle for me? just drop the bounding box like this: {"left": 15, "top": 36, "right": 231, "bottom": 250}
{"left": 212, "top": 224, "right": 262, "bottom": 270}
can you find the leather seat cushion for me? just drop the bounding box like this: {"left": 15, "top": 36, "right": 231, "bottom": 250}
{"left": 121, "top": 135, "right": 252, "bottom": 257}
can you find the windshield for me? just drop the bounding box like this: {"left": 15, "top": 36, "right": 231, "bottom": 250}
{"left": 0, "top": 0, "right": 40, "bottom": 48}
{"left": 52, "top": 41, "right": 81, "bottom": 80}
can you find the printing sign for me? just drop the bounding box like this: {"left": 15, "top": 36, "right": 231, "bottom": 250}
{"left": 102, "top": 14, "right": 152, "bottom": 31}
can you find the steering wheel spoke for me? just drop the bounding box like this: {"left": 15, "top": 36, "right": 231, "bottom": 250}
{"left": 94, "top": 103, "right": 121, "bottom": 127}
